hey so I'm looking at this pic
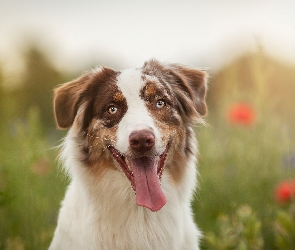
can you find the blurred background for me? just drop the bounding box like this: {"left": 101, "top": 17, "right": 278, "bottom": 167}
{"left": 0, "top": 0, "right": 295, "bottom": 249}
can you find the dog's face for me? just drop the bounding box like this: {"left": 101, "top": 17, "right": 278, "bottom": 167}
{"left": 54, "top": 60, "right": 207, "bottom": 212}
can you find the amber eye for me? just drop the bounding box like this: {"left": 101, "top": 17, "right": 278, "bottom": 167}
{"left": 156, "top": 100, "right": 166, "bottom": 109}
{"left": 108, "top": 105, "right": 118, "bottom": 114}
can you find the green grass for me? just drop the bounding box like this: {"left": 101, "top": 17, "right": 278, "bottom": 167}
{"left": 0, "top": 109, "right": 66, "bottom": 249}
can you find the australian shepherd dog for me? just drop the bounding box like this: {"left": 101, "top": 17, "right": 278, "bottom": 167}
{"left": 50, "top": 59, "right": 207, "bottom": 249}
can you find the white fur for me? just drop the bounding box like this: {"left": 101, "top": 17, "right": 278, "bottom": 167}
{"left": 50, "top": 68, "right": 201, "bottom": 250}
{"left": 116, "top": 68, "right": 163, "bottom": 154}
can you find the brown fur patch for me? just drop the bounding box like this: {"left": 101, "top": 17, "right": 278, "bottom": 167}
{"left": 86, "top": 157, "right": 116, "bottom": 181}
{"left": 87, "top": 126, "right": 117, "bottom": 170}
{"left": 169, "top": 64, "right": 208, "bottom": 117}
{"left": 144, "top": 81, "right": 158, "bottom": 97}
{"left": 160, "top": 122, "right": 187, "bottom": 184}
{"left": 140, "top": 81, "right": 181, "bottom": 127}
{"left": 113, "top": 92, "right": 124, "bottom": 102}
{"left": 54, "top": 74, "right": 91, "bottom": 129}
{"left": 142, "top": 59, "right": 167, "bottom": 79}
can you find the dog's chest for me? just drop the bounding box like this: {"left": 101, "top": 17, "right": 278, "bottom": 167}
{"left": 64, "top": 174, "right": 185, "bottom": 250}
{"left": 95, "top": 210, "right": 183, "bottom": 250}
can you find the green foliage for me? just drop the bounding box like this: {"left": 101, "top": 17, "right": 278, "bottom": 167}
{"left": 7, "top": 45, "right": 66, "bottom": 128}
{"left": 205, "top": 205, "right": 264, "bottom": 250}
{"left": 274, "top": 204, "right": 295, "bottom": 249}
{"left": 0, "top": 108, "right": 66, "bottom": 249}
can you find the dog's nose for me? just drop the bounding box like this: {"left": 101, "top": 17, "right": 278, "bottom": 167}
{"left": 129, "top": 130, "right": 155, "bottom": 153}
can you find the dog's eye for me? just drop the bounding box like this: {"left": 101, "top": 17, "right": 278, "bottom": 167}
{"left": 108, "top": 105, "right": 118, "bottom": 114}
{"left": 156, "top": 100, "right": 166, "bottom": 109}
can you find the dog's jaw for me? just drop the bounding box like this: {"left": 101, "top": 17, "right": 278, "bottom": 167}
{"left": 107, "top": 143, "right": 170, "bottom": 212}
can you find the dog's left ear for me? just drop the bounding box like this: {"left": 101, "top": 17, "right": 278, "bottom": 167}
{"left": 169, "top": 65, "right": 208, "bottom": 118}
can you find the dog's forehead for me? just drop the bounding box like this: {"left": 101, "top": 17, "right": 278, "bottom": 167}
{"left": 116, "top": 67, "right": 167, "bottom": 99}
{"left": 116, "top": 68, "right": 144, "bottom": 98}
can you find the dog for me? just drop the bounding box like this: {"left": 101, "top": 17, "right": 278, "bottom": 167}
{"left": 49, "top": 59, "right": 207, "bottom": 250}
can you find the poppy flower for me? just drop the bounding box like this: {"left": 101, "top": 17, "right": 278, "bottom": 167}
{"left": 227, "top": 103, "right": 255, "bottom": 126}
{"left": 275, "top": 181, "right": 293, "bottom": 203}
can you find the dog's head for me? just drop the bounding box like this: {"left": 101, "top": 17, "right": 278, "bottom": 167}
{"left": 54, "top": 59, "right": 207, "bottom": 212}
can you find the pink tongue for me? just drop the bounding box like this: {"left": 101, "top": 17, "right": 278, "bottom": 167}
{"left": 129, "top": 157, "right": 166, "bottom": 212}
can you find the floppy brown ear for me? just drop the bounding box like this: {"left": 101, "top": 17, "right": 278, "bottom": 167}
{"left": 170, "top": 65, "right": 208, "bottom": 117}
{"left": 54, "top": 74, "right": 91, "bottom": 129}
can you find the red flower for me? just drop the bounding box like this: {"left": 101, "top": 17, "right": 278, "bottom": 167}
{"left": 228, "top": 103, "right": 255, "bottom": 126}
{"left": 275, "top": 181, "right": 292, "bottom": 203}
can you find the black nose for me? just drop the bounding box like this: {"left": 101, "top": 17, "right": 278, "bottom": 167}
{"left": 129, "top": 130, "right": 155, "bottom": 153}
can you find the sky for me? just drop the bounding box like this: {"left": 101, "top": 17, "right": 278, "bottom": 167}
{"left": 1, "top": 0, "right": 295, "bottom": 73}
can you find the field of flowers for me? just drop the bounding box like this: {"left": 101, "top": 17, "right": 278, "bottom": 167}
{"left": 0, "top": 49, "right": 294, "bottom": 249}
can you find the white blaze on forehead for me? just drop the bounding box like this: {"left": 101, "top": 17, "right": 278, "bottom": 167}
{"left": 115, "top": 68, "right": 162, "bottom": 153}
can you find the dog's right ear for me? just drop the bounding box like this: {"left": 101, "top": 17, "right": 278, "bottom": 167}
{"left": 54, "top": 74, "right": 91, "bottom": 129}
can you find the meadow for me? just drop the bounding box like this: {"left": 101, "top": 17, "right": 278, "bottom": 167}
{"left": 0, "top": 47, "right": 294, "bottom": 249}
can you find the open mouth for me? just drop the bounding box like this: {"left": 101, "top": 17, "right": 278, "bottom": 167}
{"left": 107, "top": 144, "right": 170, "bottom": 212}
